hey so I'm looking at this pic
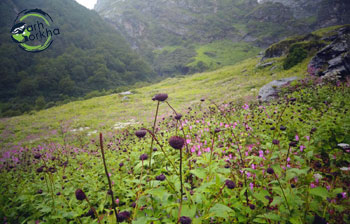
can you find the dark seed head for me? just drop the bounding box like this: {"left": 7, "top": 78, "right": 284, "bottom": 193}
{"left": 313, "top": 214, "right": 327, "bottom": 224}
{"left": 34, "top": 154, "right": 41, "bottom": 159}
{"left": 75, "top": 189, "right": 86, "bottom": 201}
{"left": 131, "top": 202, "right": 136, "bottom": 208}
{"left": 36, "top": 166, "right": 44, "bottom": 173}
{"left": 119, "top": 162, "right": 124, "bottom": 167}
{"left": 135, "top": 130, "right": 147, "bottom": 138}
{"left": 139, "top": 154, "right": 148, "bottom": 161}
{"left": 289, "top": 141, "right": 297, "bottom": 147}
{"left": 272, "top": 139, "right": 279, "bottom": 145}
{"left": 155, "top": 174, "right": 166, "bottom": 181}
{"left": 200, "top": 98, "right": 205, "bottom": 102}
{"left": 290, "top": 97, "right": 296, "bottom": 102}
{"left": 267, "top": 167, "right": 274, "bottom": 175}
{"left": 179, "top": 216, "right": 192, "bottom": 224}
{"left": 291, "top": 184, "right": 296, "bottom": 188}
{"left": 168, "top": 136, "right": 185, "bottom": 149}
{"left": 175, "top": 114, "right": 183, "bottom": 120}
{"left": 249, "top": 204, "right": 255, "bottom": 210}
{"left": 117, "top": 211, "right": 131, "bottom": 222}
{"left": 153, "top": 147, "right": 158, "bottom": 152}
{"left": 214, "top": 128, "right": 221, "bottom": 133}
{"left": 37, "top": 189, "right": 43, "bottom": 194}
{"left": 337, "top": 193, "right": 343, "bottom": 199}
{"left": 280, "top": 125, "right": 286, "bottom": 131}
{"left": 154, "top": 93, "right": 168, "bottom": 102}
{"left": 225, "top": 180, "right": 236, "bottom": 189}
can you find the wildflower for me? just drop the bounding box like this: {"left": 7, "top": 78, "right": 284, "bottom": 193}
{"left": 225, "top": 180, "right": 236, "bottom": 189}
{"left": 290, "top": 97, "right": 296, "bottom": 102}
{"left": 179, "top": 216, "right": 192, "bottom": 224}
{"left": 175, "top": 114, "right": 183, "bottom": 120}
{"left": 289, "top": 141, "right": 297, "bottom": 147}
{"left": 200, "top": 98, "right": 205, "bottom": 102}
{"left": 300, "top": 145, "right": 306, "bottom": 152}
{"left": 267, "top": 168, "right": 274, "bottom": 174}
{"left": 135, "top": 130, "right": 147, "bottom": 138}
{"left": 338, "top": 143, "right": 350, "bottom": 149}
{"left": 295, "top": 135, "right": 299, "bottom": 141}
{"left": 153, "top": 147, "right": 158, "bottom": 152}
{"left": 75, "top": 189, "right": 86, "bottom": 201}
{"left": 37, "top": 189, "right": 43, "bottom": 194}
{"left": 36, "top": 166, "right": 44, "bottom": 173}
{"left": 119, "top": 162, "right": 124, "bottom": 167}
{"left": 155, "top": 174, "right": 166, "bottom": 181}
{"left": 139, "top": 154, "right": 148, "bottom": 161}
{"left": 340, "top": 167, "right": 350, "bottom": 171}
{"left": 115, "top": 198, "right": 119, "bottom": 204}
{"left": 249, "top": 204, "right": 256, "bottom": 210}
{"left": 272, "top": 139, "right": 279, "bottom": 145}
{"left": 34, "top": 154, "right": 41, "bottom": 159}
{"left": 214, "top": 128, "right": 221, "bottom": 133}
{"left": 153, "top": 93, "right": 168, "bottom": 101}
{"left": 280, "top": 125, "right": 286, "bottom": 131}
{"left": 168, "top": 136, "right": 185, "bottom": 149}
{"left": 117, "top": 211, "right": 131, "bottom": 222}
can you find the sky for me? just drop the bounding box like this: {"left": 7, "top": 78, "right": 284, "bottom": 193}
{"left": 75, "top": 0, "right": 97, "bottom": 9}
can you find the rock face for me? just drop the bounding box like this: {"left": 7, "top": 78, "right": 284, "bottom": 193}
{"left": 258, "top": 0, "right": 323, "bottom": 19}
{"left": 308, "top": 26, "right": 350, "bottom": 79}
{"left": 258, "top": 77, "right": 298, "bottom": 102}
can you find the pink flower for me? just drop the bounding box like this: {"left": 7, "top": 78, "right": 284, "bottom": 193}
{"left": 300, "top": 145, "right": 306, "bottom": 152}
{"left": 306, "top": 136, "right": 310, "bottom": 141}
{"left": 242, "top": 104, "right": 249, "bottom": 110}
{"left": 186, "top": 139, "right": 191, "bottom": 144}
{"left": 115, "top": 198, "right": 119, "bottom": 204}
{"left": 295, "top": 135, "right": 299, "bottom": 141}
{"left": 249, "top": 182, "right": 254, "bottom": 190}
{"left": 310, "top": 183, "right": 316, "bottom": 188}
{"left": 108, "top": 173, "right": 112, "bottom": 177}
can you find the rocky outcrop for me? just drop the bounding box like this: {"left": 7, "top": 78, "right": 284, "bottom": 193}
{"left": 258, "top": 0, "right": 323, "bottom": 19}
{"left": 308, "top": 26, "right": 350, "bottom": 79}
{"left": 258, "top": 77, "right": 298, "bottom": 102}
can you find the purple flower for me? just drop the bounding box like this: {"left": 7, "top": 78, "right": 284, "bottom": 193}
{"left": 267, "top": 168, "right": 274, "bottom": 174}
{"left": 225, "top": 180, "right": 236, "bottom": 189}
{"left": 153, "top": 93, "right": 168, "bottom": 101}
{"left": 179, "top": 216, "right": 192, "bottom": 224}
{"left": 280, "top": 125, "right": 287, "bottom": 131}
{"left": 155, "top": 174, "right": 166, "bottom": 181}
{"left": 139, "top": 154, "right": 148, "bottom": 161}
{"left": 34, "top": 154, "right": 41, "bottom": 159}
{"left": 117, "top": 211, "right": 131, "bottom": 222}
{"left": 168, "top": 136, "right": 185, "bottom": 149}
{"left": 272, "top": 139, "right": 279, "bottom": 145}
{"left": 135, "top": 130, "right": 147, "bottom": 138}
{"left": 175, "top": 114, "right": 183, "bottom": 120}
{"left": 75, "top": 189, "right": 86, "bottom": 201}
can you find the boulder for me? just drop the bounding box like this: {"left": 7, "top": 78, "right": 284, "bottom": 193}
{"left": 258, "top": 76, "right": 298, "bottom": 102}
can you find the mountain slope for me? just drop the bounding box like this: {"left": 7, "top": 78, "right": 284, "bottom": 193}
{"left": 95, "top": 0, "right": 350, "bottom": 76}
{"left": 0, "top": 0, "right": 154, "bottom": 117}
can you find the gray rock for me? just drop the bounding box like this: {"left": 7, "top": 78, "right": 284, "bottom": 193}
{"left": 257, "top": 61, "right": 274, "bottom": 68}
{"left": 122, "top": 96, "right": 129, "bottom": 101}
{"left": 308, "top": 26, "right": 350, "bottom": 79}
{"left": 119, "top": 91, "right": 133, "bottom": 95}
{"left": 258, "top": 76, "right": 298, "bottom": 102}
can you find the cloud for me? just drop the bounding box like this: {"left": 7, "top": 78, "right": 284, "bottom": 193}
{"left": 75, "top": 0, "right": 97, "bottom": 9}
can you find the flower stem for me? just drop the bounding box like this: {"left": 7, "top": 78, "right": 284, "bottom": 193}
{"left": 149, "top": 101, "right": 160, "bottom": 172}
{"left": 99, "top": 133, "right": 118, "bottom": 223}
{"left": 274, "top": 173, "right": 291, "bottom": 213}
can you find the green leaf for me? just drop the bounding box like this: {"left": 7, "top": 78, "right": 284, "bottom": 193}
{"left": 254, "top": 190, "right": 269, "bottom": 206}
{"left": 257, "top": 212, "right": 281, "bottom": 221}
{"left": 310, "top": 187, "right": 328, "bottom": 200}
{"left": 270, "top": 196, "right": 283, "bottom": 206}
{"left": 208, "top": 203, "right": 234, "bottom": 219}
{"left": 190, "top": 168, "right": 207, "bottom": 179}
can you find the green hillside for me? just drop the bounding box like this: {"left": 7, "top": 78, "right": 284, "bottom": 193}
{"left": 0, "top": 0, "right": 153, "bottom": 117}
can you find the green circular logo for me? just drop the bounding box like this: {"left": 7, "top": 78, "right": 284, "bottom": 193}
{"left": 10, "top": 9, "right": 60, "bottom": 53}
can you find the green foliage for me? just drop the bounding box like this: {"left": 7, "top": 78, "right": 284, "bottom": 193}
{"left": 0, "top": 0, "right": 154, "bottom": 117}
{"left": 283, "top": 44, "right": 308, "bottom": 70}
